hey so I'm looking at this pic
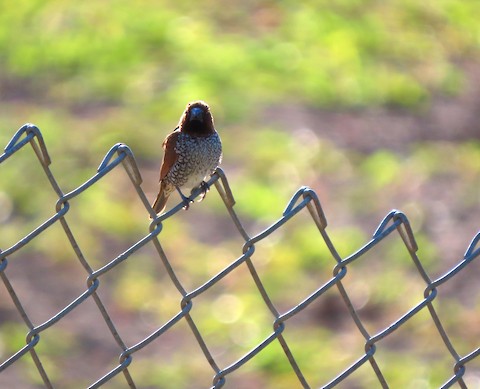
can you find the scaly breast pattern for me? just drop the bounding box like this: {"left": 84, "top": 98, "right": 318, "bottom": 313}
{"left": 166, "top": 132, "right": 222, "bottom": 190}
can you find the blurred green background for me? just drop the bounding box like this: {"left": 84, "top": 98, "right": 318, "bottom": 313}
{"left": 1, "top": 1, "right": 480, "bottom": 388}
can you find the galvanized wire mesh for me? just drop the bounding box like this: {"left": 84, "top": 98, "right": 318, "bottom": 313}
{"left": 0, "top": 123, "right": 479, "bottom": 388}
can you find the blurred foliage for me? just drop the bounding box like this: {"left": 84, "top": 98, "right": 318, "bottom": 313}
{"left": 1, "top": 0, "right": 479, "bottom": 112}
{"left": 1, "top": 0, "right": 480, "bottom": 388}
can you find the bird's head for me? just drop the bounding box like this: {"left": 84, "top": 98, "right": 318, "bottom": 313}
{"left": 179, "top": 101, "right": 215, "bottom": 136}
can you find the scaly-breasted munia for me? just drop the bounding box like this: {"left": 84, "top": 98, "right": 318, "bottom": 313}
{"left": 151, "top": 100, "right": 222, "bottom": 214}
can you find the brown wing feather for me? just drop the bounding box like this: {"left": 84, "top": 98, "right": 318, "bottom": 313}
{"left": 151, "top": 181, "right": 170, "bottom": 214}
{"left": 159, "top": 129, "right": 180, "bottom": 181}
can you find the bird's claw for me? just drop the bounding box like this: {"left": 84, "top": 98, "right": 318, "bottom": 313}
{"left": 181, "top": 195, "right": 193, "bottom": 210}
{"left": 198, "top": 181, "right": 210, "bottom": 202}
{"left": 176, "top": 181, "right": 210, "bottom": 210}
{"left": 176, "top": 187, "right": 193, "bottom": 210}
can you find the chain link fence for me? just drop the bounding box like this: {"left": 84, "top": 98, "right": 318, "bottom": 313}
{"left": 0, "top": 124, "right": 479, "bottom": 388}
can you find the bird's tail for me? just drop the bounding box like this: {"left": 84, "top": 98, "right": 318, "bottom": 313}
{"left": 151, "top": 186, "right": 170, "bottom": 215}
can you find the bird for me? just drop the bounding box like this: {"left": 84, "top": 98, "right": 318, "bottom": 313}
{"left": 151, "top": 100, "right": 222, "bottom": 214}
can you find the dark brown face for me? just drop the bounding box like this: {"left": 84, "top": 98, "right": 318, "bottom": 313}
{"left": 186, "top": 101, "right": 210, "bottom": 120}
{"left": 181, "top": 101, "right": 215, "bottom": 136}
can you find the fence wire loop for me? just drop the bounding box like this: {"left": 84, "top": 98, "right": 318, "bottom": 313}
{"left": 3, "top": 123, "right": 51, "bottom": 166}
{"left": 213, "top": 167, "right": 236, "bottom": 207}
{"left": 284, "top": 186, "right": 328, "bottom": 230}
{"left": 98, "top": 143, "right": 143, "bottom": 186}
{"left": 465, "top": 232, "right": 480, "bottom": 259}
{"left": 1, "top": 124, "right": 479, "bottom": 389}
{"left": 393, "top": 211, "right": 419, "bottom": 252}
{"left": 373, "top": 209, "right": 401, "bottom": 238}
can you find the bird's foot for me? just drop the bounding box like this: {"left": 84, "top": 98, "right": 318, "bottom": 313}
{"left": 197, "top": 181, "right": 210, "bottom": 202}
{"left": 176, "top": 187, "right": 193, "bottom": 210}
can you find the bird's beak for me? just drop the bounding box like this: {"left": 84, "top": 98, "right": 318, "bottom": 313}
{"left": 189, "top": 107, "right": 204, "bottom": 122}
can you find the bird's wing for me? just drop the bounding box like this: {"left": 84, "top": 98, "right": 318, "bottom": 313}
{"left": 159, "top": 129, "right": 180, "bottom": 181}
